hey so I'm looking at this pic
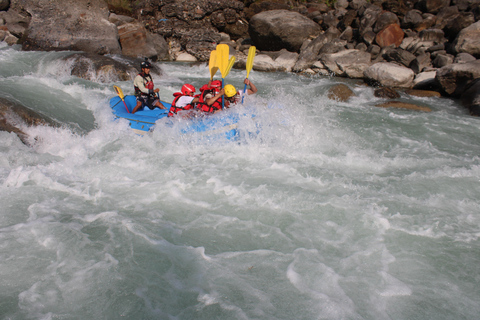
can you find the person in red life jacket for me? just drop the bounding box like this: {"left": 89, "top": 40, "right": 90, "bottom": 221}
{"left": 224, "top": 78, "right": 258, "bottom": 107}
{"left": 132, "top": 60, "right": 166, "bottom": 114}
{"left": 168, "top": 84, "right": 200, "bottom": 117}
{"left": 196, "top": 80, "right": 224, "bottom": 113}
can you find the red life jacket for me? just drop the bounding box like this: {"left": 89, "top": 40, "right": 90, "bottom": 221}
{"left": 134, "top": 72, "right": 154, "bottom": 98}
{"left": 168, "top": 92, "right": 196, "bottom": 117}
{"left": 196, "top": 88, "right": 222, "bottom": 113}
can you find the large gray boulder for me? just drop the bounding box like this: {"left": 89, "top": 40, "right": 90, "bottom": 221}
{"left": 249, "top": 10, "right": 321, "bottom": 52}
{"left": 461, "top": 79, "right": 480, "bottom": 116}
{"left": 292, "top": 32, "right": 337, "bottom": 72}
{"left": 320, "top": 49, "right": 372, "bottom": 78}
{"left": 364, "top": 62, "right": 415, "bottom": 88}
{"left": 454, "top": 20, "right": 480, "bottom": 57}
{"left": 10, "top": 0, "right": 121, "bottom": 54}
{"left": 436, "top": 60, "right": 480, "bottom": 96}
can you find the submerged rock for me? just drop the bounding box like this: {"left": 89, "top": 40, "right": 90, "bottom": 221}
{"left": 64, "top": 53, "right": 141, "bottom": 83}
{"left": 0, "top": 97, "right": 58, "bottom": 146}
{"left": 327, "top": 84, "right": 356, "bottom": 102}
{"left": 375, "top": 101, "right": 432, "bottom": 112}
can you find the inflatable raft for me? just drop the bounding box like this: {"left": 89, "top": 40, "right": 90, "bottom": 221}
{"left": 109, "top": 94, "right": 240, "bottom": 140}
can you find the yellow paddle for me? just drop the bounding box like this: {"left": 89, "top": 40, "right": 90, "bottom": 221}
{"left": 209, "top": 50, "right": 218, "bottom": 80}
{"left": 225, "top": 56, "right": 236, "bottom": 77}
{"left": 242, "top": 46, "right": 256, "bottom": 103}
{"left": 113, "top": 85, "right": 130, "bottom": 113}
{"left": 216, "top": 44, "right": 231, "bottom": 109}
{"left": 216, "top": 44, "right": 230, "bottom": 80}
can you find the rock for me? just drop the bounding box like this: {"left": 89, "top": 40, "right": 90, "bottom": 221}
{"left": 364, "top": 62, "right": 415, "bottom": 88}
{"left": 453, "top": 20, "right": 480, "bottom": 57}
{"left": 320, "top": 49, "right": 372, "bottom": 78}
{"left": 410, "top": 53, "right": 433, "bottom": 73}
{"left": 417, "top": 0, "right": 452, "bottom": 15}
{"left": 403, "top": 9, "right": 424, "bottom": 29}
{"left": 436, "top": 59, "right": 480, "bottom": 95}
{"left": 176, "top": 52, "right": 197, "bottom": 62}
{"left": 327, "top": 84, "right": 356, "bottom": 102}
{"left": 419, "top": 28, "right": 446, "bottom": 42}
{"left": 374, "top": 11, "right": 400, "bottom": 33}
{"left": 362, "top": 29, "right": 377, "bottom": 45}
{"left": 274, "top": 49, "right": 299, "bottom": 72}
{"left": 375, "top": 100, "right": 432, "bottom": 112}
{"left": 433, "top": 53, "right": 454, "bottom": 67}
{"left": 118, "top": 22, "right": 157, "bottom": 59}
{"left": 404, "top": 89, "right": 442, "bottom": 97}
{"left": 413, "top": 70, "right": 438, "bottom": 89}
{"left": 384, "top": 48, "right": 417, "bottom": 67}
{"left": 360, "top": 5, "right": 383, "bottom": 34}
{"left": 415, "top": 13, "right": 437, "bottom": 32}
{"left": 318, "top": 38, "right": 347, "bottom": 55}
{"left": 147, "top": 32, "right": 170, "bottom": 61}
{"left": 350, "top": 0, "right": 368, "bottom": 11}
{"left": 0, "top": 8, "right": 29, "bottom": 38}
{"left": 244, "top": 0, "right": 290, "bottom": 20}
{"left": 252, "top": 54, "right": 280, "bottom": 72}
{"left": 374, "top": 87, "right": 401, "bottom": 98}
{"left": 0, "top": 96, "right": 58, "bottom": 146}
{"left": 454, "top": 52, "right": 476, "bottom": 63}
{"left": 108, "top": 13, "right": 134, "bottom": 26}
{"left": 12, "top": 0, "right": 121, "bottom": 55}
{"left": 4, "top": 31, "right": 17, "bottom": 45}
{"left": 367, "top": 44, "right": 382, "bottom": 59}
{"left": 65, "top": 53, "right": 139, "bottom": 82}
{"left": 0, "top": 0, "right": 9, "bottom": 11}
{"left": 249, "top": 10, "right": 321, "bottom": 52}
{"left": 442, "top": 11, "right": 475, "bottom": 42}
{"left": 293, "top": 33, "right": 335, "bottom": 72}
{"left": 375, "top": 23, "right": 405, "bottom": 48}
{"left": 460, "top": 78, "right": 480, "bottom": 115}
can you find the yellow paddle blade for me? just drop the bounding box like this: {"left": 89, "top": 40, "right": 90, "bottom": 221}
{"left": 225, "top": 56, "right": 235, "bottom": 77}
{"left": 113, "top": 85, "right": 125, "bottom": 100}
{"left": 246, "top": 46, "right": 256, "bottom": 79}
{"left": 216, "top": 44, "right": 230, "bottom": 78}
{"left": 209, "top": 50, "right": 218, "bottom": 80}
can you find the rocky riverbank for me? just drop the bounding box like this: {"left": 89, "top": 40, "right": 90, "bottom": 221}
{"left": 1, "top": 0, "right": 480, "bottom": 132}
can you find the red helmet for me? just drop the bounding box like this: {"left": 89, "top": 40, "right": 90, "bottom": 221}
{"left": 181, "top": 84, "right": 195, "bottom": 95}
{"left": 210, "top": 80, "right": 222, "bottom": 88}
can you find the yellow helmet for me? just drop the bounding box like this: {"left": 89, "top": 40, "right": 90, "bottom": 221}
{"left": 224, "top": 84, "right": 237, "bottom": 98}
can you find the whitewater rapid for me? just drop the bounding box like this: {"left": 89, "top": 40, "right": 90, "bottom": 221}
{"left": 1, "top": 44, "right": 480, "bottom": 319}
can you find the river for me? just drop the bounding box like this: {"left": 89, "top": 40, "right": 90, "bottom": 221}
{"left": 1, "top": 43, "right": 479, "bottom": 320}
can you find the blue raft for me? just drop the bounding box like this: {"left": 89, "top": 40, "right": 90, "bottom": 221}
{"left": 109, "top": 95, "right": 240, "bottom": 140}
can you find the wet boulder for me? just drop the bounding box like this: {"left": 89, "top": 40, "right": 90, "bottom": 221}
{"left": 460, "top": 78, "right": 480, "bottom": 115}
{"left": 375, "top": 100, "right": 432, "bottom": 112}
{"left": 364, "top": 62, "right": 415, "bottom": 88}
{"left": 0, "top": 97, "right": 58, "bottom": 146}
{"left": 436, "top": 59, "right": 480, "bottom": 96}
{"left": 64, "top": 53, "right": 141, "bottom": 83}
{"left": 328, "top": 83, "right": 356, "bottom": 102}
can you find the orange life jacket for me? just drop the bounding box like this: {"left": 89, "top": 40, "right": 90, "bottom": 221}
{"left": 196, "top": 88, "right": 222, "bottom": 113}
{"left": 168, "top": 92, "right": 197, "bottom": 117}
